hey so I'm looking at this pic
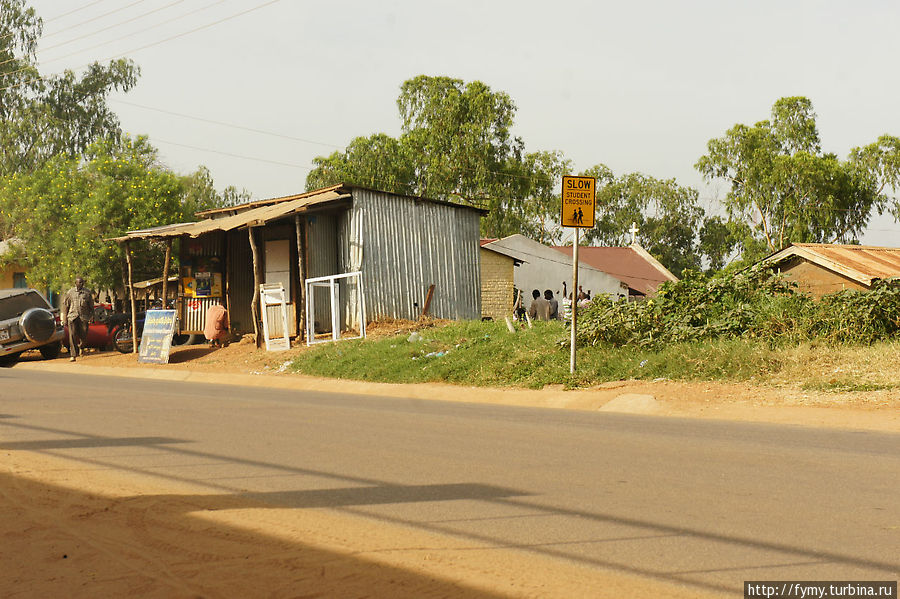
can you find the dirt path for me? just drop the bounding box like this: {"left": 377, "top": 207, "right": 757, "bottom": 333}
{"left": 3, "top": 345, "right": 897, "bottom": 597}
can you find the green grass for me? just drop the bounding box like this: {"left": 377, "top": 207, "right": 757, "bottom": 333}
{"left": 290, "top": 320, "right": 819, "bottom": 389}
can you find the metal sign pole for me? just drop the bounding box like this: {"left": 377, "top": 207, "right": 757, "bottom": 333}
{"left": 570, "top": 228, "right": 579, "bottom": 374}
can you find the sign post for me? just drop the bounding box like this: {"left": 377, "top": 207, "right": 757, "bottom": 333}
{"left": 561, "top": 175, "right": 596, "bottom": 374}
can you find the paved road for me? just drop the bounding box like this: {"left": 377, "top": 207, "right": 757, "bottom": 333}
{"left": 1, "top": 368, "right": 897, "bottom": 595}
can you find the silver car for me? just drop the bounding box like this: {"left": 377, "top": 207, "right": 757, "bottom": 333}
{"left": 0, "top": 288, "right": 65, "bottom": 365}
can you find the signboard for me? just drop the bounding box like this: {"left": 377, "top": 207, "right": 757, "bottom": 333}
{"left": 561, "top": 175, "right": 596, "bottom": 228}
{"left": 138, "top": 309, "right": 177, "bottom": 364}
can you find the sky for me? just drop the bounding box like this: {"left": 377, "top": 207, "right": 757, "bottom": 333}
{"left": 26, "top": 0, "right": 900, "bottom": 245}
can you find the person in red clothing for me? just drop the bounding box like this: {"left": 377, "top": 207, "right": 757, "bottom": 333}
{"left": 204, "top": 300, "right": 229, "bottom": 348}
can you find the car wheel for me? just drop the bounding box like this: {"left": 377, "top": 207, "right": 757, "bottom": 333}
{"left": 39, "top": 341, "right": 62, "bottom": 359}
{"left": 172, "top": 333, "right": 199, "bottom": 346}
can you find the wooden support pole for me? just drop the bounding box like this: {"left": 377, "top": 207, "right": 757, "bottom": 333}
{"left": 420, "top": 284, "right": 435, "bottom": 319}
{"left": 125, "top": 241, "right": 137, "bottom": 355}
{"left": 161, "top": 238, "right": 171, "bottom": 308}
{"left": 294, "top": 214, "right": 306, "bottom": 342}
{"left": 248, "top": 226, "right": 262, "bottom": 349}
{"left": 223, "top": 231, "right": 231, "bottom": 333}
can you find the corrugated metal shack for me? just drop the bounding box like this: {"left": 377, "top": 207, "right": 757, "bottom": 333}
{"left": 114, "top": 184, "right": 484, "bottom": 342}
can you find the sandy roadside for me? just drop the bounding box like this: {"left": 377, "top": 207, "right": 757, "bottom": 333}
{"left": 3, "top": 345, "right": 897, "bottom": 598}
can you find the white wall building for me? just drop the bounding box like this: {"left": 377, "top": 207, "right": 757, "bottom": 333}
{"left": 483, "top": 235, "right": 629, "bottom": 302}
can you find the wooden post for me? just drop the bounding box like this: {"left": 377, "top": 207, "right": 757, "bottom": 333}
{"left": 420, "top": 284, "right": 435, "bottom": 319}
{"left": 161, "top": 238, "right": 171, "bottom": 308}
{"left": 125, "top": 241, "right": 137, "bottom": 355}
{"left": 223, "top": 231, "right": 231, "bottom": 333}
{"left": 294, "top": 214, "right": 306, "bottom": 342}
{"left": 296, "top": 215, "right": 308, "bottom": 341}
{"left": 248, "top": 226, "right": 262, "bottom": 348}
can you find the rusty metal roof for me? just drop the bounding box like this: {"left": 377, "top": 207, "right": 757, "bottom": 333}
{"left": 763, "top": 243, "right": 900, "bottom": 286}
{"left": 552, "top": 244, "right": 678, "bottom": 296}
{"left": 111, "top": 190, "right": 350, "bottom": 242}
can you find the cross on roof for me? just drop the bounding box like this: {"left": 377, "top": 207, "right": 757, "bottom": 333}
{"left": 629, "top": 222, "right": 639, "bottom": 245}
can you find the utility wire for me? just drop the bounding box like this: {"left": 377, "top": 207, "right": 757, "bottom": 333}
{"left": 113, "top": 100, "right": 343, "bottom": 149}
{"left": 41, "top": 0, "right": 185, "bottom": 54}
{"left": 0, "top": 0, "right": 184, "bottom": 70}
{"left": 43, "top": 0, "right": 109, "bottom": 24}
{"left": 0, "top": 0, "right": 281, "bottom": 93}
{"left": 41, "top": 0, "right": 151, "bottom": 40}
{"left": 39, "top": 0, "right": 228, "bottom": 66}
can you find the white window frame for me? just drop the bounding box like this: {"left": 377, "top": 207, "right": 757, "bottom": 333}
{"left": 305, "top": 271, "right": 366, "bottom": 346}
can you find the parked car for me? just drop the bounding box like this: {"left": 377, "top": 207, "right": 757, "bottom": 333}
{"left": 0, "top": 288, "right": 65, "bottom": 365}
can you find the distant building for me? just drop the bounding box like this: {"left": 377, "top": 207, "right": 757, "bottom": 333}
{"left": 116, "top": 184, "right": 485, "bottom": 339}
{"left": 552, "top": 244, "right": 678, "bottom": 299}
{"left": 479, "top": 239, "right": 525, "bottom": 320}
{"left": 482, "top": 235, "right": 629, "bottom": 301}
{"left": 760, "top": 243, "right": 900, "bottom": 297}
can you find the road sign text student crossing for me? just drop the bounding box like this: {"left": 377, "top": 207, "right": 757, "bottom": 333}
{"left": 561, "top": 176, "right": 595, "bottom": 228}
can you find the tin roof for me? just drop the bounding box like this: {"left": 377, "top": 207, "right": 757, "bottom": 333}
{"left": 196, "top": 183, "right": 488, "bottom": 218}
{"left": 112, "top": 189, "right": 351, "bottom": 242}
{"left": 552, "top": 244, "right": 678, "bottom": 296}
{"left": 762, "top": 243, "right": 900, "bottom": 286}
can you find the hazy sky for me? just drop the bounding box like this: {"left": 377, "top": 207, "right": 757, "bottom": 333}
{"left": 27, "top": 0, "right": 900, "bottom": 245}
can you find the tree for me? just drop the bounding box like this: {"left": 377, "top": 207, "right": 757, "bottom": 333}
{"left": 578, "top": 165, "right": 714, "bottom": 276}
{"left": 0, "top": 0, "right": 139, "bottom": 176}
{"left": 306, "top": 133, "right": 416, "bottom": 195}
{"left": 696, "top": 97, "right": 897, "bottom": 259}
{"left": 0, "top": 137, "right": 220, "bottom": 292}
{"left": 306, "top": 75, "right": 568, "bottom": 239}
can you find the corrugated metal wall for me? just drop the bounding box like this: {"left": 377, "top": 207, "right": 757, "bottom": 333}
{"left": 349, "top": 189, "right": 481, "bottom": 321}
{"left": 306, "top": 210, "right": 342, "bottom": 333}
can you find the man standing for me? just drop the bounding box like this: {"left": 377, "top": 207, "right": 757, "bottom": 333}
{"left": 528, "top": 289, "right": 551, "bottom": 322}
{"left": 544, "top": 289, "right": 559, "bottom": 320}
{"left": 61, "top": 276, "right": 93, "bottom": 362}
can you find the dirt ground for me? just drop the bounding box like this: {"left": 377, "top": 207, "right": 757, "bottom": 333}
{"left": 3, "top": 337, "right": 898, "bottom": 598}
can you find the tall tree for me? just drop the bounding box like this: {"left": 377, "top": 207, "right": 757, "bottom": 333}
{"left": 579, "top": 165, "right": 717, "bottom": 276}
{"left": 306, "top": 75, "right": 568, "bottom": 239}
{"left": 0, "top": 137, "right": 221, "bottom": 292}
{"left": 0, "top": 0, "right": 139, "bottom": 176}
{"left": 696, "top": 97, "right": 897, "bottom": 258}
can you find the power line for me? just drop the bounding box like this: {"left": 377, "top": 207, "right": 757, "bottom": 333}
{"left": 43, "top": 0, "right": 109, "bottom": 24}
{"left": 112, "top": 99, "right": 344, "bottom": 149}
{"left": 0, "top": 0, "right": 183, "bottom": 70}
{"left": 40, "top": 0, "right": 185, "bottom": 54}
{"left": 153, "top": 137, "right": 315, "bottom": 170}
{"left": 42, "top": 0, "right": 151, "bottom": 40}
{"left": 39, "top": 0, "right": 229, "bottom": 66}
{"left": 0, "top": 0, "right": 281, "bottom": 93}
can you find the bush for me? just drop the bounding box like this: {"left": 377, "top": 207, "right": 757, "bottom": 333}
{"left": 576, "top": 266, "right": 900, "bottom": 348}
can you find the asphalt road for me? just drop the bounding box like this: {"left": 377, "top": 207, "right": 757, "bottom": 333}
{"left": 1, "top": 368, "right": 897, "bottom": 595}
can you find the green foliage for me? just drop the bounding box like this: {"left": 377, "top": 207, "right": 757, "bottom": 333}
{"left": 696, "top": 96, "right": 897, "bottom": 259}
{"left": 0, "top": 136, "right": 220, "bottom": 292}
{"left": 0, "top": 0, "right": 139, "bottom": 176}
{"left": 577, "top": 267, "right": 900, "bottom": 348}
{"left": 579, "top": 164, "right": 730, "bottom": 275}
{"left": 306, "top": 75, "right": 572, "bottom": 242}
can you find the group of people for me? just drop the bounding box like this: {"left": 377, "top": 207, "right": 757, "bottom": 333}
{"left": 520, "top": 284, "right": 594, "bottom": 323}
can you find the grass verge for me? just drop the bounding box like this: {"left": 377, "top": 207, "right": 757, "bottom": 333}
{"left": 290, "top": 319, "right": 900, "bottom": 390}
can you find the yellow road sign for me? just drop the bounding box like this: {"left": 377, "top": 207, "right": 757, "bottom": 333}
{"left": 561, "top": 175, "right": 595, "bottom": 228}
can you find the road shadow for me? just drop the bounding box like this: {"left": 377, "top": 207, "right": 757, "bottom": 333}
{"left": 0, "top": 471, "right": 510, "bottom": 598}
